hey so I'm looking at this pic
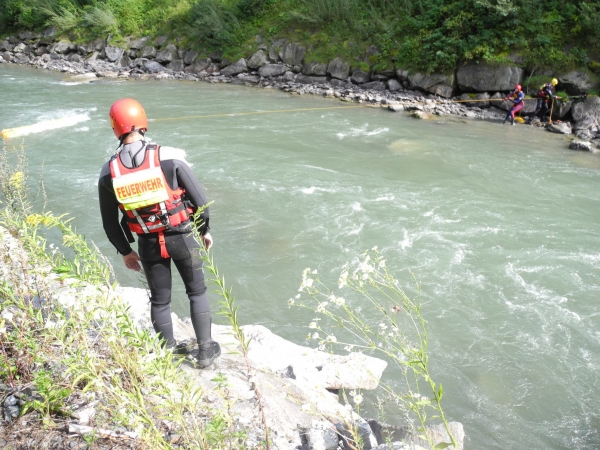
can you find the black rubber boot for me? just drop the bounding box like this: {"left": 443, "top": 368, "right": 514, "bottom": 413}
{"left": 196, "top": 341, "right": 221, "bottom": 368}
{"left": 168, "top": 340, "right": 196, "bottom": 355}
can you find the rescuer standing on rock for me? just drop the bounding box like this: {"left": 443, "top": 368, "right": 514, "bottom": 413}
{"left": 98, "top": 98, "right": 220, "bottom": 368}
{"left": 529, "top": 78, "right": 561, "bottom": 123}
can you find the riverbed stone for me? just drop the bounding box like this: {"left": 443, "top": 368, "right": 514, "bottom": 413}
{"left": 185, "top": 58, "right": 211, "bottom": 74}
{"left": 183, "top": 50, "right": 198, "bottom": 65}
{"left": 13, "top": 53, "right": 30, "bottom": 64}
{"left": 387, "top": 79, "right": 402, "bottom": 91}
{"left": 280, "top": 42, "right": 305, "bottom": 66}
{"left": 141, "top": 45, "right": 157, "bottom": 59}
{"left": 221, "top": 58, "right": 248, "bottom": 77}
{"left": 408, "top": 72, "right": 455, "bottom": 98}
{"left": 546, "top": 122, "right": 572, "bottom": 134}
{"left": 361, "top": 81, "right": 386, "bottom": 91}
{"left": 12, "top": 43, "right": 26, "bottom": 53}
{"left": 328, "top": 58, "right": 350, "bottom": 80}
{"left": 143, "top": 60, "right": 165, "bottom": 73}
{"left": 167, "top": 59, "right": 184, "bottom": 72}
{"left": 302, "top": 61, "right": 328, "bottom": 76}
{"left": 457, "top": 62, "right": 523, "bottom": 92}
{"left": 53, "top": 41, "right": 75, "bottom": 55}
{"left": 104, "top": 46, "right": 123, "bottom": 63}
{"left": 129, "top": 36, "right": 149, "bottom": 50}
{"left": 156, "top": 44, "right": 177, "bottom": 63}
{"left": 247, "top": 50, "right": 268, "bottom": 69}
{"left": 571, "top": 96, "right": 600, "bottom": 122}
{"left": 66, "top": 53, "right": 82, "bottom": 63}
{"left": 573, "top": 115, "right": 599, "bottom": 131}
{"left": 351, "top": 69, "right": 370, "bottom": 84}
{"left": 154, "top": 35, "right": 168, "bottom": 48}
{"left": 258, "top": 64, "right": 287, "bottom": 78}
{"left": 559, "top": 71, "right": 596, "bottom": 95}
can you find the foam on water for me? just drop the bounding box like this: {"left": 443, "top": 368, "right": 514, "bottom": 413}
{"left": 336, "top": 123, "right": 389, "bottom": 139}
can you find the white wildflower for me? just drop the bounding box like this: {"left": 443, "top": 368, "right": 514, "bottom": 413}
{"left": 328, "top": 293, "right": 336, "bottom": 302}
{"left": 371, "top": 246, "right": 378, "bottom": 251}
{"left": 309, "top": 322, "right": 318, "bottom": 329}
{"left": 378, "top": 259, "right": 386, "bottom": 268}
{"left": 295, "top": 294, "right": 301, "bottom": 299}
{"left": 334, "top": 297, "right": 345, "bottom": 306}
{"left": 344, "top": 345, "right": 354, "bottom": 352}
{"left": 344, "top": 403, "right": 352, "bottom": 411}
{"left": 312, "top": 332, "right": 320, "bottom": 340}
{"left": 288, "top": 298, "right": 295, "bottom": 306}
{"left": 349, "top": 390, "right": 356, "bottom": 397}
{"left": 326, "top": 335, "right": 337, "bottom": 343}
{"left": 316, "top": 303, "right": 328, "bottom": 313}
{"left": 379, "top": 323, "right": 388, "bottom": 330}
{"left": 312, "top": 269, "right": 318, "bottom": 274}
{"left": 318, "top": 344, "right": 326, "bottom": 351}
{"left": 305, "top": 278, "right": 314, "bottom": 288}
{"left": 353, "top": 394, "right": 363, "bottom": 405}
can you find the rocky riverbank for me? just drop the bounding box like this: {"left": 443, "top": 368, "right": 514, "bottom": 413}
{"left": 0, "top": 218, "right": 464, "bottom": 450}
{"left": 2, "top": 30, "right": 600, "bottom": 153}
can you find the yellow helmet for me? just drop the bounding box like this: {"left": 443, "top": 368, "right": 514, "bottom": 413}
{"left": 551, "top": 78, "right": 558, "bottom": 86}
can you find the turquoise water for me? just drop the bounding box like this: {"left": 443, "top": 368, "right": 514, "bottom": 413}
{"left": 2, "top": 64, "right": 600, "bottom": 449}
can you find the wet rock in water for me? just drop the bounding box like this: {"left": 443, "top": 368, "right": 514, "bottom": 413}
{"left": 68, "top": 73, "right": 97, "bottom": 82}
{"left": 546, "top": 121, "right": 572, "bottom": 134}
{"left": 410, "top": 110, "right": 434, "bottom": 120}
{"left": 570, "top": 140, "right": 593, "bottom": 151}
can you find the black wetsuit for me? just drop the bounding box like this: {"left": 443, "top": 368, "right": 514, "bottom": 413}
{"left": 98, "top": 140, "right": 211, "bottom": 347}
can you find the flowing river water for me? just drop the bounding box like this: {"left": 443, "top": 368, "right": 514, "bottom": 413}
{"left": 2, "top": 64, "right": 600, "bottom": 449}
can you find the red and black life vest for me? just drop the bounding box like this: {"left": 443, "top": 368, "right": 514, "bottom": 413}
{"left": 538, "top": 83, "right": 553, "bottom": 99}
{"left": 110, "top": 144, "right": 193, "bottom": 257}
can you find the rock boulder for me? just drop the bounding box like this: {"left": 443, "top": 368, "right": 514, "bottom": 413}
{"left": 258, "top": 64, "right": 287, "bottom": 78}
{"left": 247, "top": 50, "right": 268, "bottom": 69}
{"left": 328, "top": 58, "right": 350, "bottom": 80}
{"left": 571, "top": 96, "right": 600, "bottom": 122}
{"left": 457, "top": 62, "right": 523, "bottom": 92}
{"left": 280, "top": 42, "right": 305, "bottom": 66}
{"left": 559, "top": 71, "right": 597, "bottom": 95}
{"left": 408, "top": 72, "right": 454, "bottom": 98}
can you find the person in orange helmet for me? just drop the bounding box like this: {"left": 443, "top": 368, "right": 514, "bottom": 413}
{"left": 98, "top": 98, "right": 220, "bottom": 368}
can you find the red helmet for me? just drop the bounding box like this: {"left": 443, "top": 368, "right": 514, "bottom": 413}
{"left": 109, "top": 98, "right": 148, "bottom": 139}
{"left": 515, "top": 84, "right": 522, "bottom": 92}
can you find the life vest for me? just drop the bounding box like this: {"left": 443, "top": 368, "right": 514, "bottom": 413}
{"left": 537, "top": 83, "right": 553, "bottom": 99}
{"left": 110, "top": 144, "right": 193, "bottom": 258}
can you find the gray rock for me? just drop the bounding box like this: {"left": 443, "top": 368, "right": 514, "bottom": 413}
{"left": 66, "top": 53, "right": 81, "bottom": 63}
{"left": 258, "top": 64, "right": 287, "bottom": 78}
{"left": 457, "top": 62, "right": 523, "bottom": 92}
{"left": 546, "top": 122, "right": 572, "bottom": 135}
{"left": 574, "top": 130, "right": 594, "bottom": 141}
{"left": 328, "top": 58, "right": 350, "bottom": 80}
{"left": 388, "top": 104, "right": 404, "bottom": 112}
{"left": 144, "top": 60, "right": 165, "bottom": 73}
{"left": 18, "top": 31, "right": 35, "bottom": 41}
{"left": 13, "top": 53, "right": 30, "bottom": 64}
{"left": 396, "top": 68, "right": 409, "bottom": 82}
{"left": 43, "top": 27, "right": 58, "bottom": 38}
{"left": 141, "top": 46, "right": 157, "bottom": 59}
{"left": 412, "top": 422, "right": 465, "bottom": 450}
{"left": 247, "top": 50, "right": 268, "bottom": 69}
{"left": 104, "top": 46, "right": 123, "bottom": 63}
{"left": 330, "top": 78, "right": 349, "bottom": 88}
{"left": 302, "top": 420, "right": 339, "bottom": 450}
{"left": 296, "top": 74, "right": 328, "bottom": 84}
{"left": 12, "top": 43, "right": 26, "bottom": 53}
{"left": 185, "top": 58, "right": 211, "bottom": 74}
{"left": 571, "top": 96, "right": 600, "bottom": 122}
{"left": 408, "top": 72, "right": 455, "bottom": 98}
{"left": 220, "top": 58, "right": 248, "bottom": 77}
{"left": 177, "top": 48, "right": 186, "bottom": 60}
{"left": 302, "top": 62, "right": 328, "bottom": 76}
{"left": 387, "top": 79, "right": 402, "bottom": 91}
{"left": 154, "top": 35, "right": 168, "bottom": 48}
{"left": 127, "top": 49, "right": 138, "bottom": 58}
{"left": 336, "top": 418, "right": 378, "bottom": 450}
{"left": 4, "top": 395, "right": 18, "bottom": 407}
{"left": 206, "top": 63, "right": 221, "bottom": 74}
{"left": 90, "top": 38, "right": 106, "bottom": 52}
{"left": 282, "top": 71, "right": 296, "bottom": 82}
{"left": 129, "top": 36, "right": 149, "bottom": 50}
{"left": 1, "top": 52, "right": 11, "bottom": 62}
{"left": 4, "top": 404, "right": 20, "bottom": 422}
{"left": 573, "top": 115, "right": 598, "bottom": 131}
{"left": 352, "top": 69, "right": 370, "bottom": 84}
{"left": 0, "top": 40, "right": 10, "bottom": 52}
{"left": 34, "top": 45, "right": 48, "bottom": 56}
{"left": 183, "top": 50, "right": 198, "bottom": 65}
{"left": 53, "top": 41, "right": 75, "bottom": 54}
{"left": 156, "top": 44, "right": 177, "bottom": 63}
{"left": 280, "top": 42, "right": 305, "bottom": 66}
{"left": 167, "top": 59, "right": 185, "bottom": 72}
{"left": 368, "top": 420, "right": 409, "bottom": 445}
{"left": 361, "top": 81, "right": 386, "bottom": 91}
{"left": 208, "top": 50, "right": 223, "bottom": 62}
{"left": 236, "top": 74, "right": 260, "bottom": 84}
{"left": 86, "top": 51, "right": 99, "bottom": 62}
{"left": 559, "top": 71, "right": 597, "bottom": 95}
{"left": 554, "top": 99, "right": 573, "bottom": 120}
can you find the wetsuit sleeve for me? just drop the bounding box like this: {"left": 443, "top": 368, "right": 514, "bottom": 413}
{"left": 98, "top": 164, "right": 134, "bottom": 255}
{"left": 545, "top": 86, "right": 556, "bottom": 99}
{"left": 175, "top": 161, "right": 210, "bottom": 235}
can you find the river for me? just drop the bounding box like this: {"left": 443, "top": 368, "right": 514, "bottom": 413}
{"left": 2, "top": 64, "right": 600, "bottom": 449}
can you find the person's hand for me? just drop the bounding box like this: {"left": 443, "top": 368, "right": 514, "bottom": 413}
{"left": 201, "top": 232, "right": 213, "bottom": 250}
{"left": 123, "top": 251, "right": 141, "bottom": 272}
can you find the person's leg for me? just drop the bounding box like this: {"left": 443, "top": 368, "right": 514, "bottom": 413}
{"left": 140, "top": 257, "right": 176, "bottom": 347}
{"left": 167, "top": 233, "right": 212, "bottom": 346}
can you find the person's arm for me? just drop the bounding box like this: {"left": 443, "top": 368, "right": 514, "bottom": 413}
{"left": 98, "top": 167, "right": 134, "bottom": 256}
{"left": 173, "top": 160, "right": 210, "bottom": 234}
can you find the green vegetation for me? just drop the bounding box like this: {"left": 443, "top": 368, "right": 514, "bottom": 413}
{"left": 2, "top": 0, "right": 600, "bottom": 73}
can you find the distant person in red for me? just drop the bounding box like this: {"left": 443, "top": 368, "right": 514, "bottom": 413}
{"left": 98, "top": 98, "right": 220, "bottom": 368}
{"left": 503, "top": 84, "right": 524, "bottom": 126}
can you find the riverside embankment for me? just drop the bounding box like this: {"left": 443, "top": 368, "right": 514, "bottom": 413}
{"left": 3, "top": 30, "right": 600, "bottom": 151}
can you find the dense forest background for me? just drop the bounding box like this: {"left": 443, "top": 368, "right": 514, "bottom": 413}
{"left": 1, "top": 0, "right": 600, "bottom": 74}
